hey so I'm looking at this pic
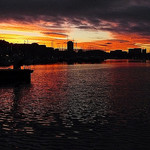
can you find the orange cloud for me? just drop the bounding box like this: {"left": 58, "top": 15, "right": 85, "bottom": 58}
{"left": 0, "top": 21, "right": 69, "bottom": 47}
{"left": 1, "top": 20, "right": 150, "bottom": 52}
{"left": 76, "top": 39, "right": 136, "bottom": 51}
{"left": 76, "top": 32, "right": 150, "bottom": 52}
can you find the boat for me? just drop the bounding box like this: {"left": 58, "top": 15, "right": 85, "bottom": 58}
{"left": 0, "top": 68, "right": 33, "bottom": 84}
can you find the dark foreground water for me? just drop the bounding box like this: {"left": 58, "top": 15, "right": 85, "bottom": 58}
{"left": 1, "top": 60, "right": 150, "bottom": 149}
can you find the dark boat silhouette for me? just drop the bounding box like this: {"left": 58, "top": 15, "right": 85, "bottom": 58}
{"left": 0, "top": 63, "right": 33, "bottom": 84}
{"left": 0, "top": 69, "right": 33, "bottom": 84}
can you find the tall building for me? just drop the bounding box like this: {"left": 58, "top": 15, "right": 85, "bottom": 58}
{"left": 67, "top": 41, "right": 74, "bottom": 51}
{"left": 128, "top": 48, "right": 146, "bottom": 59}
{"left": 128, "top": 48, "right": 142, "bottom": 55}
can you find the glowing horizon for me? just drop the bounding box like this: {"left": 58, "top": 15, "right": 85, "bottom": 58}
{"left": 0, "top": 20, "right": 150, "bottom": 52}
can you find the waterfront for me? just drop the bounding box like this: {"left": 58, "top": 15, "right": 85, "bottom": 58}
{"left": 0, "top": 60, "right": 150, "bottom": 149}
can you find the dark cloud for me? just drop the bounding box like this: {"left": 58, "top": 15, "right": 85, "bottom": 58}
{"left": 0, "top": 0, "right": 150, "bottom": 35}
{"left": 42, "top": 32, "right": 68, "bottom": 38}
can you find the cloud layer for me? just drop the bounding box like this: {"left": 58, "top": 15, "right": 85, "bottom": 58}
{"left": 0, "top": 0, "right": 150, "bottom": 38}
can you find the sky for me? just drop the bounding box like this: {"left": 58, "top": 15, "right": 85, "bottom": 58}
{"left": 0, "top": 0, "right": 150, "bottom": 51}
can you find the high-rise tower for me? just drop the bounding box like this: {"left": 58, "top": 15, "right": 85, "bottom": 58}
{"left": 67, "top": 41, "right": 74, "bottom": 51}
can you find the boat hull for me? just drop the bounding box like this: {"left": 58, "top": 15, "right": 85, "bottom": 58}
{"left": 0, "top": 69, "right": 33, "bottom": 84}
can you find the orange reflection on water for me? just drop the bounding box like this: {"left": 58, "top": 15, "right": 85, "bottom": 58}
{"left": 0, "top": 64, "right": 70, "bottom": 134}
{"left": 19, "top": 65, "right": 69, "bottom": 125}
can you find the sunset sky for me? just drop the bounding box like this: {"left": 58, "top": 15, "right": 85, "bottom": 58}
{"left": 0, "top": 0, "right": 150, "bottom": 52}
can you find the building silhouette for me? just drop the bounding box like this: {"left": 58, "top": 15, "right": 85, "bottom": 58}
{"left": 67, "top": 41, "right": 74, "bottom": 51}
{"left": 128, "top": 48, "right": 142, "bottom": 55}
{"left": 128, "top": 48, "right": 147, "bottom": 59}
{"left": 110, "top": 50, "right": 127, "bottom": 59}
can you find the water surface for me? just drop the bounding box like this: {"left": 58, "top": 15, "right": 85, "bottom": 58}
{"left": 0, "top": 60, "right": 150, "bottom": 149}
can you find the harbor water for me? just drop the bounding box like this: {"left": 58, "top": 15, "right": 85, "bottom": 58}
{"left": 0, "top": 60, "right": 150, "bottom": 149}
